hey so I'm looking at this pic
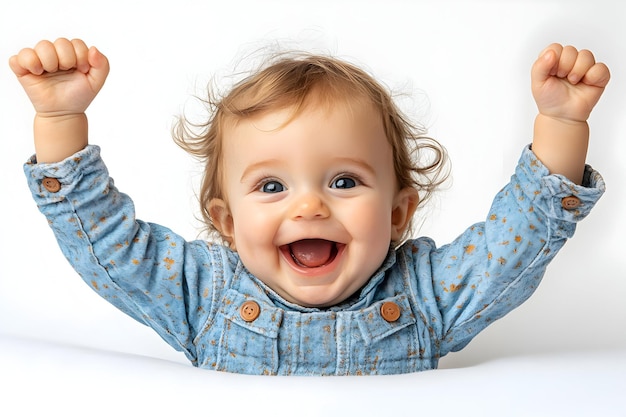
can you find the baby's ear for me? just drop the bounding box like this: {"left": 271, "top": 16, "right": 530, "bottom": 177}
{"left": 208, "top": 198, "right": 236, "bottom": 250}
{"left": 391, "top": 187, "right": 419, "bottom": 241}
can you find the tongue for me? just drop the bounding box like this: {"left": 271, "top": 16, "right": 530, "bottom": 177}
{"left": 289, "top": 239, "right": 334, "bottom": 267}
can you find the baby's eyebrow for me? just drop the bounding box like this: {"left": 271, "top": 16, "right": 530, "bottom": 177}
{"left": 240, "top": 159, "right": 283, "bottom": 183}
{"left": 331, "top": 157, "right": 377, "bottom": 177}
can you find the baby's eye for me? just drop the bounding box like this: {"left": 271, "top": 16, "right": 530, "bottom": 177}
{"left": 330, "top": 177, "right": 358, "bottom": 189}
{"left": 260, "top": 180, "right": 285, "bottom": 193}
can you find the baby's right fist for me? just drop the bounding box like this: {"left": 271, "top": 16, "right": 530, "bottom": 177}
{"left": 9, "top": 38, "right": 109, "bottom": 116}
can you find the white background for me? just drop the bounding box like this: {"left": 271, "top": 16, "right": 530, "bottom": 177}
{"left": 1, "top": 0, "right": 624, "bottom": 415}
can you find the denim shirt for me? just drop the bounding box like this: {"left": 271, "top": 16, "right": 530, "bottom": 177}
{"left": 24, "top": 145, "right": 604, "bottom": 375}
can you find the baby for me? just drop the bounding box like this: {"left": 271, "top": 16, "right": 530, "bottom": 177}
{"left": 10, "top": 38, "right": 609, "bottom": 375}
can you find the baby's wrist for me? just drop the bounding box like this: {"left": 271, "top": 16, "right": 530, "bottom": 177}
{"left": 35, "top": 112, "right": 86, "bottom": 121}
{"left": 33, "top": 113, "right": 88, "bottom": 163}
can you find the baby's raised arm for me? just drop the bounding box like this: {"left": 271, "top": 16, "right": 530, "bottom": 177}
{"left": 530, "top": 43, "right": 610, "bottom": 184}
{"left": 9, "top": 38, "right": 109, "bottom": 163}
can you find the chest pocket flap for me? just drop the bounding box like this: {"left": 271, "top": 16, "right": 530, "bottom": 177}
{"left": 355, "top": 295, "right": 416, "bottom": 345}
{"left": 220, "top": 289, "right": 283, "bottom": 338}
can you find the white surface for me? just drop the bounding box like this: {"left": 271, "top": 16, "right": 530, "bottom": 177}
{"left": 2, "top": 333, "right": 625, "bottom": 416}
{"left": 1, "top": 1, "right": 625, "bottom": 416}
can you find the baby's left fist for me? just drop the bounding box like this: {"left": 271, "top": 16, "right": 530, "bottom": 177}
{"left": 531, "top": 43, "right": 610, "bottom": 122}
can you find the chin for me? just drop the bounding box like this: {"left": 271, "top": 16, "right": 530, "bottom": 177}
{"left": 289, "top": 287, "right": 351, "bottom": 308}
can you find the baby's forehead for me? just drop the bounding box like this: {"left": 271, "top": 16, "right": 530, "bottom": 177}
{"left": 221, "top": 96, "right": 394, "bottom": 177}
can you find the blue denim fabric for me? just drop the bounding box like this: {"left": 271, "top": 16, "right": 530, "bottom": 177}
{"left": 24, "top": 145, "right": 604, "bottom": 375}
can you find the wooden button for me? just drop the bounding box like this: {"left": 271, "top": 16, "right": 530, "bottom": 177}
{"left": 239, "top": 300, "right": 261, "bottom": 322}
{"left": 380, "top": 301, "right": 401, "bottom": 322}
{"left": 42, "top": 177, "right": 61, "bottom": 193}
{"left": 561, "top": 196, "right": 581, "bottom": 210}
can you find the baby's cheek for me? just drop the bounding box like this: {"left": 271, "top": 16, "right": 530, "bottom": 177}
{"left": 355, "top": 204, "right": 393, "bottom": 237}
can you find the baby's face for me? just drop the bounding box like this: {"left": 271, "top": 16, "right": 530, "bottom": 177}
{"left": 212, "top": 99, "right": 415, "bottom": 307}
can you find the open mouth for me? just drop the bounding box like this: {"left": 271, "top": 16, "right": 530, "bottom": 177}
{"left": 280, "top": 239, "right": 342, "bottom": 269}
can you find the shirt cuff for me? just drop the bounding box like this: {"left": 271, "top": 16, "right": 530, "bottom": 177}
{"left": 23, "top": 145, "right": 105, "bottom": 205}
{"left": 515, "top": 144, "right": 605, "bottom": 224}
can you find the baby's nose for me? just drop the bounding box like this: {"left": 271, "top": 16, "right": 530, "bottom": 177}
{"left": 290, "top": 192, "right": 330, "bottom": 220}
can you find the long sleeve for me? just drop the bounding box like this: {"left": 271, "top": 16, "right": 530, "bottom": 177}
{"left": 405, "top": 145, "right": 605, "bottom": 356}
{"left": 23, "top": 145, "right": 218, "bottom": 364}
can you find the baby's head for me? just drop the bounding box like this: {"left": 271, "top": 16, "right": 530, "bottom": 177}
{"left": 174, "top": 52, "right": 448, "bottom": 307}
